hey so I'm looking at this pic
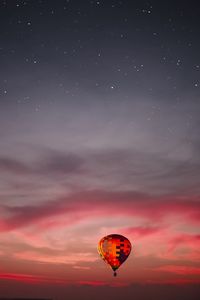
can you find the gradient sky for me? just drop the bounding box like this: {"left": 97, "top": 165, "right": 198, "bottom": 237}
{"left": 0, "top": 0, "right": 200, "bottom": 299}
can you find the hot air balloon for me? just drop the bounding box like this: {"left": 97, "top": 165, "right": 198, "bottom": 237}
{"left": 98, "top": 234, "right": 132, "bottom": 276}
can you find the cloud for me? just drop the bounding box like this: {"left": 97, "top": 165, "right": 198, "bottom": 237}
{"left": 38, "top": 149, "right": 84, "bottom": 175}
{"left": 1, "top": 145, "right": 200, "bottom": 199}
{"left": 152, "top": 265, "right": 200, "bottom": 276}
{"left": 121, "top": 226, "right": 161, "bottom": 238}
{"left": 0, "top": 190, "right": 200, "bottom": 233}
{"left": 0, "top": 157, "right": 30, "bottom": 174}
{"left": 14, "top": 251, "right": 97, "bottom": 265}
{"left": 0, "top": 272, "right": 126, "bottom": 287}
{"left": 0, "top": 149, "right": 84, "bottom": 176}
{"left": 167, "top": 234, "right": 200, "bottom": 254}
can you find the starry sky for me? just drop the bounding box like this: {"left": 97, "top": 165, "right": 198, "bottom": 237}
{"left": 0, "top": 0, "right": 200, "bottom": 299}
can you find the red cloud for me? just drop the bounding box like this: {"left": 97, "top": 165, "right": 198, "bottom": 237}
{"left": 0, "top": 272, "right": 123, "bottom": 287}
{"left": 146, "top": 278, "right": 200, "bottom": 285}
{"left": 166, "top": 233, "right": 200, "bottom": 254}
{"left": 169, "top": 234, "right": 200, "bottom": 246}
{"left": 122, "top": 226, "right": 161, "bottom": 237}
{"left": 0, "top": 190, "right": 200, "bottom": 232}
{"left": 0, "top": 273, "right": 48, "bottom": 284}
{"left": 152, "top": 265, "right": 200, "bottom": 275}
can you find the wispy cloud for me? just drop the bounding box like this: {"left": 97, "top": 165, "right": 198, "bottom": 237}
{"left": 152, "top": 265, "right": 200, "bottom": 275}
{"left": 1, "top": 190, "right": 200, "bottom": 233}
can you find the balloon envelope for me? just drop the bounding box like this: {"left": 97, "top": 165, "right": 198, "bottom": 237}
{"left": 98, "top": 234, "right": 132, "bottom": 276}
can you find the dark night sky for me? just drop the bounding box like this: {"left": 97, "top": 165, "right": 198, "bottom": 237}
{"left": 0, "top": 1, "right": 200, "bottom": 299}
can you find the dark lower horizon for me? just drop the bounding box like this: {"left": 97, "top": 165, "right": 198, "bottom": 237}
{"left": 0, "top": 280, "right": 200, "bottom": 300}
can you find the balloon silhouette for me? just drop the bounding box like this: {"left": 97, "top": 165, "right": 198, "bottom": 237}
{"left": 98, "top": 234, "right": 132, "bottom": 276}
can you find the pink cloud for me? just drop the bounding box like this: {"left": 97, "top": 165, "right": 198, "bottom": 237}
{"left": 145, "top": 278, "right": 200, "bottom": 285}
{"left": 152, "top": 265, "right": 200, "bottom": 275}
{"left": 166, "top": 234, "right": 200, "bottom": 255}
{"left": 14, "top": 250, "right": 98, "bottom": 265}
{"left": 0, "top": 190, "right": 200, "bottom": 233}
{"left": 0, "top": 272, "right": 124, "bottom": 287}
{"left": 0, "top": 273, "right": 48, "bottom": 284}
{"left": 122, "top": 226, "right": 161, "bottom": 238}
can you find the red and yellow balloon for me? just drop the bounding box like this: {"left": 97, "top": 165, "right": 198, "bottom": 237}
{"left": 98, "top": 234, "right": 132, "bottom": 276}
